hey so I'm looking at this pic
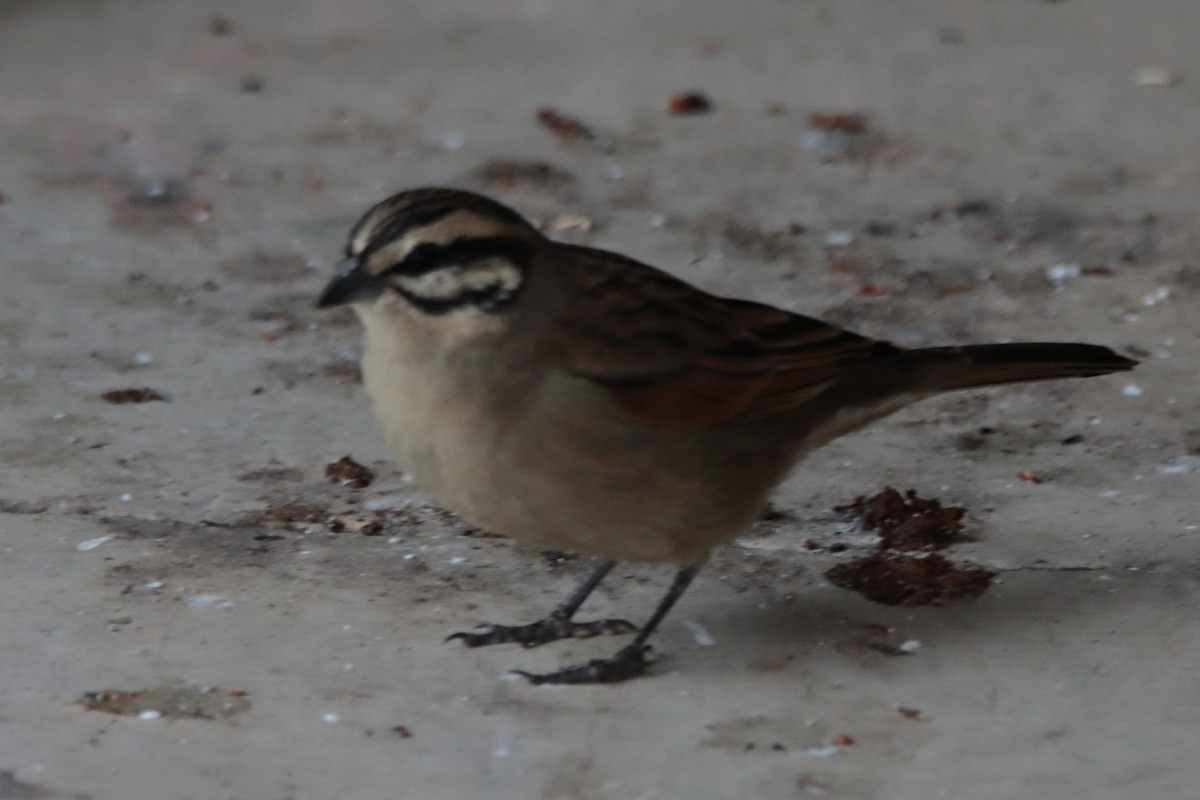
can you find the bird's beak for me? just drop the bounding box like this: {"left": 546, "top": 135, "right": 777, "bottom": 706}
{"left": 316, "top": 257, "right": 383, "bottom": 309}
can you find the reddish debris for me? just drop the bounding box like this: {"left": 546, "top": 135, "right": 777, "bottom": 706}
{"left": 824, "top": 552, "right": 995, "bottom": 607}
{"left": 320, "top": 362, "right": 364, "bottom": 384}
{"left": 665, "top": 91, "right": 713, "bottom": 115}
{"left": 101, "top": 388, "right": 165, "bottom": 404}
{"left": 461, "top": 528, "right": 507, "bottom": 539}
{"left": 249, "top": 502, "right": 328, "bottom": 524}
{"left": 807, "top": 112, "right": 869, "bottom": 134}
{"left": 835, "top": 487, "right": 965, "bottom": 551}
{"left": 831, "top": 733, "right": 856, "bottom": 746}
{"left": 325, "top": 456, "right": 374, "bottom": 489}
{"left": 258, "top": 320, "right": 294, "bottom": 342}
{"left": 535, "top": 107, "right": 596, "bottom": 140}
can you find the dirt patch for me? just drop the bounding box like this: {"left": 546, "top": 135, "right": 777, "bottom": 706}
{"left": 825, "top": 552, "right": 995, "bottom": 607}
{"left": 100, "top": 387, "right": 166, "bottom": 404}
{"left": 80, "top": 685, "right": 250, "bottom": 720}
{"left": 324, "top": 455, "right": 374, "bottom": 489}
{"left": 836, "top": 487, "right": 966, "bottom": 551}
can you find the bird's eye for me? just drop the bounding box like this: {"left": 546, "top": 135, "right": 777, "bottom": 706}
{"left": 393, "top": 242, "right": 440, "bottom": 275}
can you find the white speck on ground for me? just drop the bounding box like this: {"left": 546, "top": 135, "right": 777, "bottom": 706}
{"left": 75, "top": 536, "right": 113, "bottom": 552}
{"left": 682, "top": 619, "right": 716, "bottom": 646}
{"left": 1046, "top": 263, "right": 1081, "bottom": 284}
{"left": 183, "top": 594, "right": 233, "bottom": 610}
{"left": 803, "top": 745, "right": 841, "bottom": 758}
{"left": 1158, "top": 456, "right": 1200, "bottom": 475}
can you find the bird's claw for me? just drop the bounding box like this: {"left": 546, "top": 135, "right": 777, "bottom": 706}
{"left": 512, "top": 643, "right": 653, "bottom": 685}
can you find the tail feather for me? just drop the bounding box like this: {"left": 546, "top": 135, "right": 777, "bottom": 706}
{"left": 914, "top": 343, "right": 1137, "bottom": 392}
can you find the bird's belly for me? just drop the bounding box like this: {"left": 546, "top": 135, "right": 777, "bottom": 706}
{"left": 395, "top": 421, "right": 718, "bottom": 563}
{"left": 365, "top": 363, "right": 774, "bottom": 566}
{"left": 440, "top": 451, "right": 744, "bottom": 566}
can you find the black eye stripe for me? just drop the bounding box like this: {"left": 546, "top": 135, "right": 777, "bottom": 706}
{"left": 394, "top": 282, "right": 519, "bottom": 315}
{"left": 390, "top": 236, "right": 532, "bottom": 276}
{"left": 382, "top": 236, "right": 530, "bottom": 315}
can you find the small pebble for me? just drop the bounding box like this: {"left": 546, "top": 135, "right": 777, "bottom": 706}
{"left": 548, "top": 213, "right": 593, "bottom": 233}
{"left": 1046, "top": 263, "right": 1081, "bottom": 284}
{"left": 138, "top": 710, "right": 162, "bottom": 721}
{"left": 1122, "top": 384, "right": 1144, "bottom": 397}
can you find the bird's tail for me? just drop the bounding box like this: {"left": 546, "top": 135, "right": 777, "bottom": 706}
{"left": 913, "top": 343, "right": 1137, "bottom": 392}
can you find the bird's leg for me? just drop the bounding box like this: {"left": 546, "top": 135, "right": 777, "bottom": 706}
{"left": 447, "top": 559, "right": 636, "bottom": 649}
{"left": 513, "top": 567, "right": 699, "bottom": 685}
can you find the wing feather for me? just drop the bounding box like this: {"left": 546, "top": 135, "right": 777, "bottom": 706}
{"left": 556, "top": 248, "right": 901, "bottom": 427}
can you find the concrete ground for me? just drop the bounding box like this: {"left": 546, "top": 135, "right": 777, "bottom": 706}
{"left": 1, "top": 1, "right": 1198, "bottom": 798}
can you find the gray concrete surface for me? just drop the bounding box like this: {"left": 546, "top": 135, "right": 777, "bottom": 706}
{"left": 1, "top": 1, "right": 1198, "bottom": 798}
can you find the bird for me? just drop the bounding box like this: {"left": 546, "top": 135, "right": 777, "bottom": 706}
{"left": 317, "top": 187, "right": 1136, "bottom": 685}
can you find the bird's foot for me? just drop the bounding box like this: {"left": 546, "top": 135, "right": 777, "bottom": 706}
{"left": 512, "top": 643, "right": 652, "bottom": 685}
{"left": 446, "top": 615, "right": 636, "bottom": 649}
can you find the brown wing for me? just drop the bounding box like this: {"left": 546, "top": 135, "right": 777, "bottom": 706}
{"left": 556, "top": 247, "right": 902, "bottom": 427}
